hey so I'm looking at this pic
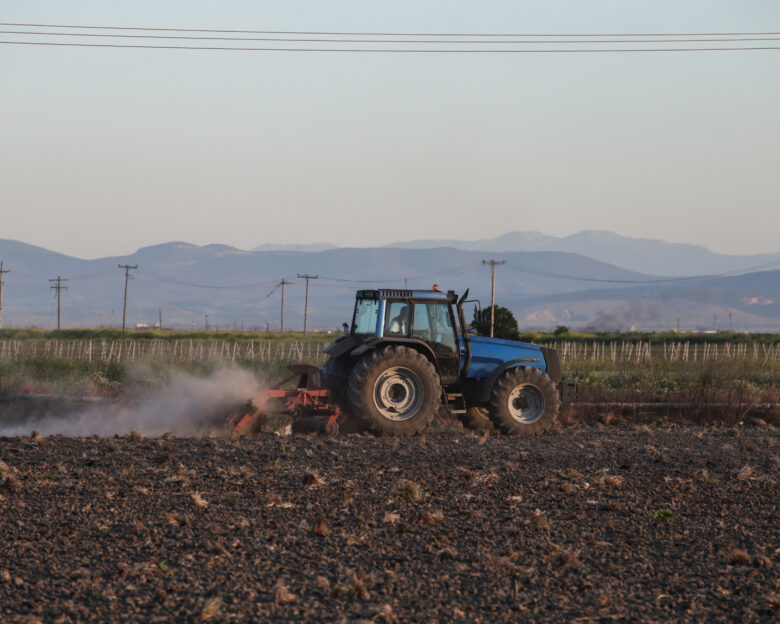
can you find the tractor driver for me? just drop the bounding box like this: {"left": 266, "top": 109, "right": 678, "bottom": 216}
{"left": 388, "top": 305, "right": 409, "bottom": 335}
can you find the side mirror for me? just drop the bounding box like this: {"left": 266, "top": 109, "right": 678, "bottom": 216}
{"left": 342, "top": 322, "right": 349, "bottom": 335}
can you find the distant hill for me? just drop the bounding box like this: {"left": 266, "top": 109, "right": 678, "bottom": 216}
{"left": 511, "top": 269, "right": 780, "bottom": 332}
{"left": 387, "top": 230, "right": 780, "bottom": 277}
{"left": 252, "top": 242, "right": 338, "bottom": 253}
{"left": 1, "top": 238, "right": 778, "bottom": 332}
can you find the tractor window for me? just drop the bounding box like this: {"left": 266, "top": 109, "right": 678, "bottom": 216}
{"left": 384, "top": 302, "right": 410, "bottom": 336}
{"left": 353, "top": 299, "right": 379, "bottom": 336}
{"left": 412, "top": 302, "right": 457, "bottom": 353}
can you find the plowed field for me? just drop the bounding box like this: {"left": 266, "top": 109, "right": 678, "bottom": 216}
{"left": 1, "top": 425, "right": 778, "bottom": 622}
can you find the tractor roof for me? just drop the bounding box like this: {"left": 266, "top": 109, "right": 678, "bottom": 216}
{"left": 356, "top": 289, "right": 456, "bottom": 302}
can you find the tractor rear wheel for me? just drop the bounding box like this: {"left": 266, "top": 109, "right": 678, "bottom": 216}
{"left": 347, "top": 346, "right": 441, "bottom": 436}
{"left": 488, "top": 367, "right": 560, "bottom": 435}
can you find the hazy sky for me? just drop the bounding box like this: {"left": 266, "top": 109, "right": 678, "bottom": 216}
{"left": 2, "top": 1, "right": 779, "bottom": 258}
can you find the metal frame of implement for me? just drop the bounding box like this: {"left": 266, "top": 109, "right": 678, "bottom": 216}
{"left": 232, "top": 364, "right": 340, "bottom": 435}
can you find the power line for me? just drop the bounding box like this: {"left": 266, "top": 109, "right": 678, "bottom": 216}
{"left": 4, "top": 30, "right": 780, "bottom": 45}
{"left": 3, "top": 40, "right": 779, "bottom": 53}
{"left": 317, "top": 262, "right": 482, "bottom": 285}
{"left": 2, "top": 23, "right": 779, "bottom": 37}
{"left": 139, "top": 267, "right": 279, "bottom": 290}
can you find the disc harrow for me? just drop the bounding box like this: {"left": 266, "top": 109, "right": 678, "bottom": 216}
{"left": 230, "top": 364, "right": 340, "bottom": 436}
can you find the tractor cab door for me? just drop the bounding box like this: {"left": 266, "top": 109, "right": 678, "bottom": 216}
{"left": 412, "top": 301, "right": 460, "bottom": 386}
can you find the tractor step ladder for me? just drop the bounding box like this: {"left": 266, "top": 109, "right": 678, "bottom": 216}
{"left": 444, "top": 392, "right": 467, "bottom": 415}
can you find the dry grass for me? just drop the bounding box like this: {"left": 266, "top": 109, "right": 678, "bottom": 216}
{"left": 419, "top": 510, "right": 444, "bottom": 525}
{"left": 313, "top": 517, "right": 331, "bottom": 536}
{"left": 303, "top": 470, "right": 325, "bottom": 487}
{"left": 555, "top": 549, "right": 580, "bottom": 567}
{"left": 383, "top": 511, "right": 400, "bottom": 524}
{"left": 737, "top": 465, "right": 754, "bottom": 480}
{"left": 275, "top": 580, "right": 297, "bottom": 604}
{"left": 394, "top": 479, "right": 422, "bottom": 501}
{"left": 200, "top": 596, "right": 222, "bottom": 621}
{"left": 557, "top": 468, "right": 584, "bottom": 481}
{"left": 601, "top": 474, "right": 625, "bottom": 488}
{"left": 191, "top": 492, "right": 208, "bottom": 508}
{"left": 331, "top": 574, "right": 370, "bottom": 600}
{"left": 532, "top": 511, "right": 550, "bottom": 530}
{"left": 0, "top": 461, "right": 22, "bottom": 493}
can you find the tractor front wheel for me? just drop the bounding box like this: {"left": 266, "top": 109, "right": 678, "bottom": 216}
{"left": 488, "top": 367, "right": 560, "bottom": 435}
{"left": 347, "top": 346, "right": 441, "bottom": 436}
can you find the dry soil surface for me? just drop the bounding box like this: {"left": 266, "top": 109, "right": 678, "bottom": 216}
{"left": 1, "top": 425, "right": 778, "bottom": 623}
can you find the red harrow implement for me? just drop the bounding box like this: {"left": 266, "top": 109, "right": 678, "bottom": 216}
{"left": 229, "top": 365, "right": 340, "bottom": 436}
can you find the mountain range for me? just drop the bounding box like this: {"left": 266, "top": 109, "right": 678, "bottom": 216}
{"left": 386, "top": 230, "right": 780, "bottom": 277}
{"left": 0, "top": 232, "right": 778, "bottom": 332}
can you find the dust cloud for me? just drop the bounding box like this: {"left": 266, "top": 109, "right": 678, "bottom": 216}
{"left": 0, "top": 367, "right": 261, "bottom": 438}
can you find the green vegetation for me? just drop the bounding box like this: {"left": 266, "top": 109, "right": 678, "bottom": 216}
{"left": 518, "top": 329, "right": 780, "bottom": 346}
{"left": 471, "top": 305, "right": 520, "bottom": 340}
{"left": 0, "top": 327, "right": 336, "bottom": 344}
{"left": 3, "top": 326, "right": 780, "bottom": 346}
{"left": 653, "top": 509, "right": 675, "bottom": 523}
{"left": 567, "top": 357, "right": 779, "bottom": 406}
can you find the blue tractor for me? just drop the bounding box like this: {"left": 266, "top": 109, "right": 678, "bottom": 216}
{"left": 323, "top": 288, "right": 562, "bottom": 436}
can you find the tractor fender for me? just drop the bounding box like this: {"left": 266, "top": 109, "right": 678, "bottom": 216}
{"left": 324, "top": 334, "right": 362, "bottom": 359}
{"left": 478, "top": 358, "right": 545, "bottom": 403}
{"left": 350, "top": 338, "right": 440, "bottom": 373}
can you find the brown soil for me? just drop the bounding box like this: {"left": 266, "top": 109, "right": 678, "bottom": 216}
{"left": 1, "top": 425, "right": 778, "bottom": 622}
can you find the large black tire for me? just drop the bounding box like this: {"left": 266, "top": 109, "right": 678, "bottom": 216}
{"left": 322, "top": 356, "right": 364, "bottom": 433}
{"left": 459, "top": 406, "right": 497, "bottom": 434}
{"left": 488, "top": 367, "right": 560, "bottom": 435}
{"left": 347, "top": 346, "right": 442, "bottom": 436}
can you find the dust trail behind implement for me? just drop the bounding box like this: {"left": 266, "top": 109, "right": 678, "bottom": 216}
{"left": 0, "top": 367, "right": 260, "bottom": 437}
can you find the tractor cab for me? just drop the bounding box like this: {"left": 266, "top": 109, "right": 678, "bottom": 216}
{"left": 350, "top": 289, "right": 462, "bottom": 385}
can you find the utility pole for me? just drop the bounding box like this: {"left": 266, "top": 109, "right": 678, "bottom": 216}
{"left": 728, "top": 312, "right": 733, "bottom": 332}
{"left": 0, "top": 261, "right": 9, "bottom": 329}
{"left": 118, "top": 265, "right": 137, "bottom": 336}
{"left": 297, "top": 274, "right": 319, "bottom": 336}
{"left": 278, "top": 279, "right": 292, "bottom": 333}
{"left": 49, "top": 276, "right": 68, "bottom": 330}
{"left": 482, "top": 260, "right": 505, "bottom": 338}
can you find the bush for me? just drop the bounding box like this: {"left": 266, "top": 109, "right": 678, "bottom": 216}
{"left": 472, "top": 306, "right": 520, "bottom": 341}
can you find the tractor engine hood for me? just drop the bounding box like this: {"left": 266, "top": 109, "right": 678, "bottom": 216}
{"left": 464, "top": 335, "right": 559, "bottom": 382}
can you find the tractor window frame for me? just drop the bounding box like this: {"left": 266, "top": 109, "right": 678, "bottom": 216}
{"left": 352, "top": 298, "right": 381, "bottom": 337}
{"left": 384, "top": 300, "right": 411, "bottom": 337}
{"left": 411, "top": 301, "right": 458, "bottom": 353}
